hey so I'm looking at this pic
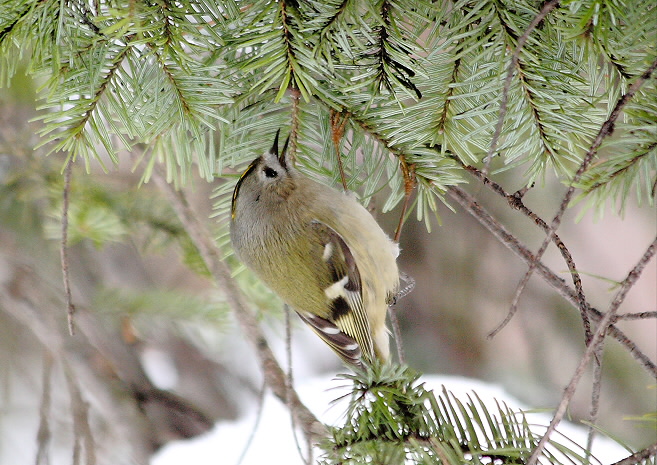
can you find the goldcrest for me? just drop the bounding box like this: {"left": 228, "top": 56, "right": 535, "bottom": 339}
{"left": 230, "top": 130, "right": 400, "bottom": 367}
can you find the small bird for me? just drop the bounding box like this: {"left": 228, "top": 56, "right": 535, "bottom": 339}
{"left": 230, "top": 130, "right": 400, "bottom": 367}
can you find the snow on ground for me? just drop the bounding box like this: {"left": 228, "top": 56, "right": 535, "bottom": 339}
{"left": 152, "top": 374, "right": 630, "bottom": 465}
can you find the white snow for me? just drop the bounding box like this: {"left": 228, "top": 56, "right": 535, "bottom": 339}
{"left": 152, "top": 374, "right": 630, "bottom": 465}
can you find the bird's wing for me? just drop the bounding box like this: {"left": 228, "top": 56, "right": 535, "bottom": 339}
{"left": 299, "top": 220, "right": 375, "bottom": 365}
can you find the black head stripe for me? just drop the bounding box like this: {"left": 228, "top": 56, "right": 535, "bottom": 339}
{"left": 271, "top": 129, "right": 281, "bottom": 157}
{"left": 279, "top": 135, "right": 290, "bottom": 169}
{"left": 231, "top": 158, "right": 259, "bottom": 219}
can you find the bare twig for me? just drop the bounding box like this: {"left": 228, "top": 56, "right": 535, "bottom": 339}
{"left": 388, "top": 308, "right": 405, "bottom": 365}
{"left": 610, "top": 442, "right": 657, "bottom": 465}
{"left": 614, "top": 310, "right": 657, "bottom": 321}
{"left": 394, "top": 156, "right": 416, "bottom": 243}
{"left": 528, "top": 237, "right": 657, "bottom": 464}
{"left": 389, "top": 272, "right": 414, "bottom": 364}
{"left": 150, "top": 166, "right": 326, "bottom": 442}
{"left": 61, "top": 157, "right": 76, "bottom": 335}
{"left": 484, "top": 0, "right": 561, "bottom": 172}
{"left": 508, "top": 56, "right": 657, "bottom": 333}
{"left": 459, "top": 163, "right": 592, "bottom": 344}
{"left": 329, "top": 109, "right": 350, "bottom": 191}
{"left": 586, "top": 339, "right": 605, "bottom": 457}
{"left": 285, "top": 304, "right": 311, "bottom": 465}
{"left": 446, "top": 185, "right": 657, "bottom": 378}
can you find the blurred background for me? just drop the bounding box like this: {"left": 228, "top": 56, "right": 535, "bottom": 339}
{"left": 1, "top": 68, "right": 655, "bottom": 465}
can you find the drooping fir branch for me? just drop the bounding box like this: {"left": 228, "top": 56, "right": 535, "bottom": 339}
{"left": 486, "top": 0, "right": 561, "bottom": 171}
{"left": 321, "top": 364, "right": 598, "bottom": 465}
{"left": 371, "top": 0, "right": 422, "bottom": 99}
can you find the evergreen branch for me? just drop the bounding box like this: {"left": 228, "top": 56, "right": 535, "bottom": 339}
{"left": 528, "top": 236, "right": 657, "bottom": 465}
{"left": 576, "top": 142, "right": 657, "bottom": 200}
{"left": 435, "top": 55, "right": 460, "bottom": 134}
{"left": 583, "top": 142, "right": 657, "bottom": 193}
{"left": 485, "top": 0, "right": 560, "bottom": 171}
{"left": 372, "top": 0, "right": 422, "bottom": 99}
{"left": 326, "top": 364, "right": 596, "bottom": 464}
{"left": 0, "top": 1, "right": 31, "bottom": 44}
{"left": 37, "top": 44, "right": 131, "bottom": 161}
{"left": 279, "top": 0, "right": 305, "bottom": 100}
{"left": 508, "top": 55, "right": 657, "bottom": 329}
{"left": 313, "top": 0, "right": 350, "bottom": 40}
{"left": 150, "top": 46, "right": 193, "bottom": 119}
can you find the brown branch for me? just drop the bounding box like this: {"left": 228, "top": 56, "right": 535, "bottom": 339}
{"left": 446, "top": 185, "right": 657, "bottom": 378}
{"left": 614, "top": 310, "right": 657, "bottom": 321}
{"left": 329, "top": 109, "right": 350, "bottom": 191}
{"left": 61, "top": 157, "right": 76, "bottom": 336}
{"left": 528, "top": 237, "right": 657, "bottom": 464}
{"left": 150, "top": 166, "right": 326, "bottom": 442}
{"left": 347, "top": 115, "right": 417, "bottom": 242}
{"left": 586, "top": 339, "right": 605, "bottom": 455}
{"left": 610, "top": 442, "right": 657, "bottom": 465}
{"left": 508, "top": 56, "right": 657, "bottom": 330}
{"left": 394, "top": 155, "right": 416, "bottom": 243}
{"left": 459, "top": 162, "right": 592, "bottom": 344}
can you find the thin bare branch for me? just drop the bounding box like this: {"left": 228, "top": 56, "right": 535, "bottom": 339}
{"left": 235, "top": 380, "right": 267, "bottom": 465}
{"left": 285, "top": 304, "right": 311, "bottom": 465}
{"left": 459, "top": 162, "right": 592, "bottom": 344}
{"left": 528, "top": 237, "right": 657, "bottom": 464}
{"left": 508, "top": 56, "right": 657, "bottom": 330}
{"left": 610, "top": 442, "right": 657, "bottom": 465}
{"left": 150, "top": 166, "right": 326, "bottom": 442}
{"left": 446, "top": 185, "right": 657, "bottom": 378}
{"left": 586, "top": 339, "right": 605, "bottom": 456}
{"left": 614, "top": 310, "right": 657, "bottom": 321}
{"left": 61, "top": 157, "right": 76, "bottom": 335}
{"left": 394, "top": 156, "right": 416, "bottom": 243}
{"left": 329, "top": 109, "right": 350, "bottom": 191}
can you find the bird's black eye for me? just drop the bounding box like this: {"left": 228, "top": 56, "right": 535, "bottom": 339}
{"left": 264, "top": 167, "right": 278, "bottom": 178}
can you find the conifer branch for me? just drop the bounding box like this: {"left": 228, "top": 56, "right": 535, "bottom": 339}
{"left": 485, "top": 0, "right": 561, "bottom": 170}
